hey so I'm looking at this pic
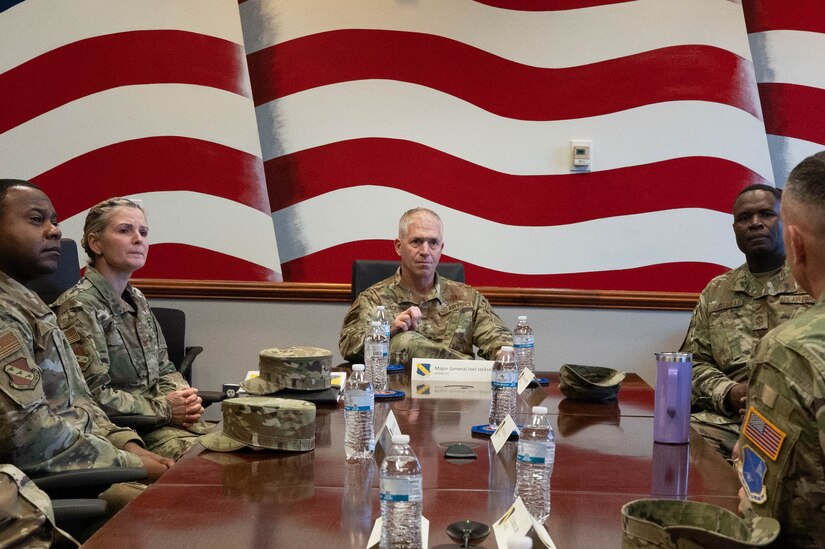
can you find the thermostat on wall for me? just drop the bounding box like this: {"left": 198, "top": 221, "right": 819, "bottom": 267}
{"left": 570, "top": 140, "right": 592, "bottom": 172}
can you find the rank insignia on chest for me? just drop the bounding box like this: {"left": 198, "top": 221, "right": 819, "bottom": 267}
{"left": 738, "top": 445, "right": 768, "bottom": 504}
{"left": 4, "top": 358, "right": 41, "bottom": 390}
{"left": 743, "top": 406, "right": 786, "bottom": 461}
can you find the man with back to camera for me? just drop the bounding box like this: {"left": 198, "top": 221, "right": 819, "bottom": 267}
{"left": 680, "top": 184, "right": 813, "bottom": 461}
{"left": 736, "top": 151, "right": 825, "bottom": 547}
{"left": 339, "top": 207, "right": 512, "bottom": 366}
{"left": 0, "top": 179, "right": 173, "bottom": 486}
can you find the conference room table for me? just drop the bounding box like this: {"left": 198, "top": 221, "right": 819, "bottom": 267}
{"left": 83, "top": 371, "right": 741, "bottom": 548}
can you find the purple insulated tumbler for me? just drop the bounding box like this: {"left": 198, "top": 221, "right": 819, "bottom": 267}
{"left": 653, "top": 352, "right": 692, "bottom": 444}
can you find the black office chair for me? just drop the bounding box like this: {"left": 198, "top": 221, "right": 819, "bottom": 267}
{"left": 350, "top": 260, "right": 466, "bottom": 300}
{"left": 151, "top": 307, "right": 224, "bottom": 408}
{"left": 31, "top": 466, "right": 146, "bottom": 542}
{"left": 25, "top": 238, "right": 81, "bottom": 304}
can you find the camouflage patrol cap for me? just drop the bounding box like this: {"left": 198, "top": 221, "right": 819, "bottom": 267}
{"left": 559, "top": 363, "right": 626, "bottom": 401}
{"left": 241, "top": 346, "right": 332, "bottom": 395}
{"left": 621, "top": 499, "right": 779, "bottom": 548}
{"left": 199, "top": 397, "right": 316, "bottom": 452}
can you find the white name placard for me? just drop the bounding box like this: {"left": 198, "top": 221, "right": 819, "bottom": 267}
{"left": 410, "top": 381, "right": 491, "bottom": 400}
{"left": 411, "top": 358, "right": 493, "bottom": 382}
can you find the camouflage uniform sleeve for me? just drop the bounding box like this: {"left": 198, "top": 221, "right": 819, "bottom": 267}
{"left": 470, "top": 290, "right": 513, "bottom": 360}
{"left": 56, "top": 303, "right": 172, "bottom": 422}
{"left": 0, "top": 464, "right": 78, "bottom": 548}
{"left": 738, "top": 333, "right": 825, "bottom": 545}
{"left": 339, "top": 292, "right": 377, "bottom": 362}
{"left": 0, "top": 326, "right": 142, "bottom": 476}
{"left": 681, "top": 293, "right": 736, "bottom": 416}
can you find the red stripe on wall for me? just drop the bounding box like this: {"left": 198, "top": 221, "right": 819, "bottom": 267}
{"left": 742, "top": 0, "right": 825, "bottom": 34}
{"left": 0, "top": 30, "right": 248, "bottom": 134}
{"left": 281, "top": 240, "right": 727, "bottom": 292}
{"left": 249, "top": 31, "right": 761, "bottom": 120}
{"left": 32, "top": 137, "right": 271, "bottom": 219}
{"left": 136, "top": 243, "right": 278, "bottom": 281}
{"left": 266, "top": 139, "right": 766, "bottom": 225}
{"left": 758, "top": 83, "right": 825, "bottom": 146}
{"left": 473, "top": 0, "right": 634, "bottom": 10}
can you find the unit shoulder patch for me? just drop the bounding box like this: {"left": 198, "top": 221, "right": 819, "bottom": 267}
{"left": 738, "top": 445, "right": 768, "bottom": 504}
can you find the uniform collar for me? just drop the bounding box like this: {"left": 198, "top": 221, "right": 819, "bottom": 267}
{"left": 84, "top": 266, "right": 136, "bottom": 315}
{"left": 392, "top": 268, "right": 443, "bottom": 304}
{"left": 731, "top": 260, "right": 801, "bottom": 297}
{"left": 0, "top": 269, "right": 51, "bottom": 315}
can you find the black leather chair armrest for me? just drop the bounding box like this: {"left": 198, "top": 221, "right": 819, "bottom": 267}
{"left": 31, "top": 467, "right": 146, "bottom": 500}
{"left": 199, "top": 390, "right": 225, "bottom": 407}
{"left": 109, "top": 414, "right": 166, "bottom": 430}
{"left": 51, "top": 498, "right": 108, "bottom": 522}
{"left": 178, "top": 346, "right": 204, "bottom": 379}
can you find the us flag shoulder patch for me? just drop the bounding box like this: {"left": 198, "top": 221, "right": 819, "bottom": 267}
{"left": 63, "top": 326, "right": 81, "bottom": 344}
{"left": 743, "top": 406, "right": 786, "bottom": 461}
{"left": 0, "top": 331, "right": 23, "bottom": 360}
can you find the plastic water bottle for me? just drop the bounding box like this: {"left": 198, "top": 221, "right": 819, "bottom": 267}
{"left": 380, "top": 434, "right": 422, "bottom": 549}
{"left": 489, "top": 346, "right": 517, "bottom": 427}
{"left": 344, "top": 364, "right": 375, "bottom": 462}
{"left": 375, "top": 305, "right": 391, "bottom": 339}
{"left": 513, "top": 315, "right": 535, "bottom": 375}
{"left": 515, "top": 406, "right": 555, "bottom": 524}
{"left": 365, "top": 321, "right": 389, "bottom": 392}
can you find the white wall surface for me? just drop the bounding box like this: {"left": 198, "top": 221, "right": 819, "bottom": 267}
{"left": 152, "top": 298, "right": 693, "bottom": 419}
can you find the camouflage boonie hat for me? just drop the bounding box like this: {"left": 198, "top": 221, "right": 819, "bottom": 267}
{"left": 621, "top": 499, "right": 780, "bottom": 548}
{"left": 199, "top": 397, "right": 316, "bottom": 452}
{"left": 241, "top": 346, "right": 332, "bottom": 395}
{"left": 559, "top": 363, "right": 626, "bottom": 401}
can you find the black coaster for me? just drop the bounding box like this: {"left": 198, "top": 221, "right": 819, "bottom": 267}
{"left": 375, "top": 389, "right": 405, "bottom": 400}
{"left": 470, "top": 424, "right": 519, "bottom": 438}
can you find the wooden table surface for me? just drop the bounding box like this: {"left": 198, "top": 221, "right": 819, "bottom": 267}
{"left": 83, "top": 372, "right": 739, "bottom": 549}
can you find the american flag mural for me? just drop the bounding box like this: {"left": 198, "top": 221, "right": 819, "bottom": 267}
{"left": 0, "top": 0, "right": 282, "bottom": 281}
{"left": 743, "top": 1, "right": 825, "bottom": 186}
{"left": 2, "top": 1, "right": 822, "bottom": 292}
{"left": 245, "top": 0, "right": 771, "bottom": 291}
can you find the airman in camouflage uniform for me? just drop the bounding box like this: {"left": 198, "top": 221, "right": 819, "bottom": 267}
{"left": 736, "top": 152, "right": 825, "bottom": 547}
{"left": 0, "top": 463, "right": 78, "bottom": 548}
{"left": 0, "top": 272, "right": 144, "bottom": 475}
{"left": 0, "top": 180, "right": 172, "bottom": 485}
{"left": 54, "top": 266, "right": 210, "bottom": 459}
{"left": 339, "top": 208, "right": 512, "bottom": 366}
{"left": 680, "top": 184, "right": 812, "bottom": 461}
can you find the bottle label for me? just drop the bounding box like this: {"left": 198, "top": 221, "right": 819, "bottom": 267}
{"left": 380, "top": 476, "right": 423, "bottom": 502}
{"left": 513, "top": 335, "right": 535, "bottom": 348}
{"left": 491, "top": 370, "right": 517, "bottom": 388}
{"left": 365, "top": 343, "right": 388, "bottom": 358}
{"left": 344, "top": 393, "right": 374, "bottom": 412}
{"left": 517, "top": 440, "right": 548, "bottom": 464}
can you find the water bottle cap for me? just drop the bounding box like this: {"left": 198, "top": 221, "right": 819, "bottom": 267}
{"left": 518, "top": 315, "right": 527, "bottom": 320}
{"left": 500, "top": 346, "right": 514, "bottom": 353}
{"left": 531, "top": 406, "right": 548, "bottom": 415}
{"left": 370, "top": 321, "right": 381, "bottom": 326}
{"left": 392, "top": 434, "right": 410, "bottom": 444}
{"left": 352, "top": 364, "right": 365, "bottom": 372}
